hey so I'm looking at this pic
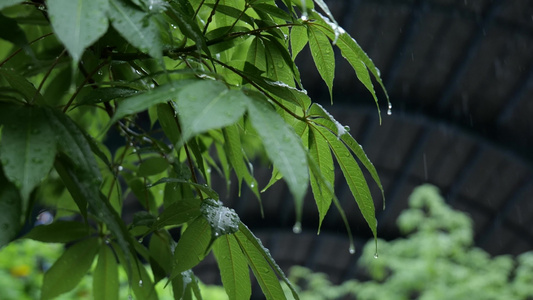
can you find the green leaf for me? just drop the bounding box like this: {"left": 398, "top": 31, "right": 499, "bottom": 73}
{"left": 170, "top": 217, "right": 212, "bottom": 278}
{"left": 41, "top": 237, "right": 100, "bottom": 300}
{"left": 314, "top": 125, "right": 377, "bottom": 240}
{"left": 290, "top": 25, "right": 308, "bottom": 60}
{"left": 47, "top": 0, "right": 109, "bottom": 64}
{"left": 0, "top": 68, "right": 45, "bottom": 104}
{"left": 201, "top": 199, "right": 240, "bottom": 238}
{"left": 245, "top": 93, "right": 308, "bottom": 224}
{"left": 234, "top": 229, "right": 286, "bottom": 300}
{"left": 167, "top": 1, "right": 210, "bottom": 55}
{"left": 0, "top": 105, "right": 56, "bottom": 203}
{"left": 307, "top": 25, "right": 334, "bottom": 101}
{"left": 237, "top": 222, "right": 300, "bottom": 300}
{"left": 79, "top": 87, "right": 139, "bottom": 106}
{"left": 308, "top": 127, "right": 334, "bottom": 231}
{"left": 152, "top": 198, "right": 201, "bottom": 230}
{"left": 108, "top": 80, "right": 195, "bottom": 127}
{"left": 157, "top": 103, "right": 180, "bottom": 145}
{"left": 138, "top": 156, "right": 168, "bottom": 177}
{"left": 93, "top": 245, "right": 119, "bottom": 300}
{"left": 108, "top": 0, "right": 162, "bottom": 59}
{"left": 311, "top": 13, "right": 389, "bottom": 121}
{"left": 172, "top": 80, "right": 247, "bottom": 142}
{"left": 222, "top": 125, "right": 260, "bottom": 200}
{"left": 150, "top": 177, "right": 219, "bottom": 200}
{"left": 0, "top": 170, "right": 22, "bottom": 248}
{"left": 149, "top": 230, "right": 174, "bottom": 282}
{"left": 0, "top": 13, "right": 33, "bottom": 58}
{"left": 0, "top": 0, "right": 24, "bottom": 10}
{"left": 114, "top": 243, "right": 159, "bottom": 300}
{"left": 22, "top": 221, "right": 90, "bottom": 243}
{"left": 213, "top": 234, "right": 251, "bottom": 300}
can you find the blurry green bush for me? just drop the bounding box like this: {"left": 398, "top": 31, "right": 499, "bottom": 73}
{"left": 284, "top": 184, "right": 533, "bottom": 300}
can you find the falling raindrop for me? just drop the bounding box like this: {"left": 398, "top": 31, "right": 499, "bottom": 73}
{"left": 292, "top": 221, "right": 302, "bottom": 234}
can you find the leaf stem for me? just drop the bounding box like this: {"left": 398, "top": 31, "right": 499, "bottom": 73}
{"left": 0, "top": 32, "right": 53, "bottom": 68}
{"left": 63, "top": 60, "right": 109, "bottom": 113}
{"left": 31, "top": 49, "right": 66, "bottom": 104}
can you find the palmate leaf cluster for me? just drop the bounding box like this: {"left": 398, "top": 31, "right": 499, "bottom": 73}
{"left": 0, "top": 0, "right": 388, "bottom": 299}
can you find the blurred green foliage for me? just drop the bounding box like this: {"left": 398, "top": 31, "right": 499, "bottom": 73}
{"left": 284, "top": 184, "right": 533, "bottom": 300}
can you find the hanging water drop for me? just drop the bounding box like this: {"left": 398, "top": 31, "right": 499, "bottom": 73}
{"left": 138, "top": 237, "right": 143, "bottom": 243}
{"left": 373, "top": 253, "right": 379, "bottom": 259}
{"left": 349, "top": 244, "right": 356, "bottom": 255}
{"left": 387, "top": 103, "right": 392, "bottom": 115}
{"left": 138, "top": 279, "right": 143, "bottom": 287}
{"left": 292, "top": 222, "right": 302, "bottom": 234}
{"left": 37, "top": 4, "right": 46, "bottom": 10}
{"left": 117, "top": 165, "right": 123, "bottom": 172}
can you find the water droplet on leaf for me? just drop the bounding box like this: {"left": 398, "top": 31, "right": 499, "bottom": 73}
{"left": 292, "top": 222, "right": 302, "bottom": 234}
{"left": 374, "top": 253, "right": 379, "bottom": 259}
{"left": 138, "top": 280, "right": 143, "bottom": 287}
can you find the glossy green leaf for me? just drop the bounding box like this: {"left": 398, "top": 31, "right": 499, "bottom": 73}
{"left": 172, "top": 80, "right": 247, "bottom": 142}
{"left": 308, "top": 126, "right": 334, "bottom": 231}
{"left": 41, "top": 237, "right": 100, "bottom": 300}
{"left": 170, "top": 217, "right": 212, "bottom": 279}
{"left": 201, "top": 199, "right": 240, "bottom": 238}
{"left": 149, "top": 230, "right": 174, "bottom": 282}
{"left": 0, "top": 105, "right": 56, "bottom": 203}
{"left": 108, "top": 80, "right": 195, "bottom": 127}
{"left": 234, "top": 229, "right": 287, "bottom": 300}
{"left": 167, "top": 1, "right": 210, "bottom": 55}
{"left": 157, "top": 103, "right": 181, "bottom": 145}
{"left": 0, "top": 170, "right": 22, "bottom": 248}
{"left": 307, "top": 25, "right": 334, "bottom": 101}
{"left": 222, "top": 125, "right": 260, "bottom": 200}
{"left": 53, "top": 156, "right": 135, "bottom": 280}
{"left": 93, "top": 244, "right": 119, "bottom": 300}
{"left": 213, "top": 234, "right": 251, "bottom": 300}
{"left": 290, "top": 25, "right": 308, "bottom": 60}
{"left": 315, "top": 125, "right": 377, "bottom": 240}
{"left": 47, "top": 0, "right": 109, "bottom": 64}
{"left": 152, "top": 198, "right": 201, "bottom": 230}
{"left": 263, "top": 35, "right": 297, "bottom": 86}
{"left": 245, "top": 94, "right": 308, "bottom": 224}
{"left": 138, "top": 156, "right": 168, "bottom": 176}
{"left": 22, "top": 221, "right": 90, "bottom": 243}
{"left": 311, "top": 12, "right": 389, "bottom": 120}
{"left": 108, "top": 0, "right": 162, "bottom": 59}
{"left": 0, "top": 68, "right": 45, "bottom": 104}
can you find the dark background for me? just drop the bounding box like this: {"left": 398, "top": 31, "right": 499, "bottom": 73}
{"left": 196, "top": 0, "right": 533, "bottom": 290}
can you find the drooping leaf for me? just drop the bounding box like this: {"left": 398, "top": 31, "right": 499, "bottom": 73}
{"left": 201, "top": 199, "right": 240, "bottom": 238}
{"left": 114, "top": 242, "right": 159, "bottom": 300}
{"left": 108, "top": 0, "right": 162, "bottom": 59}
{"left": 237, "top": 222, "right": 300, "bottom": 300}
{"left": 149, "top": 230, "right": 174, "bottom": 283}
{"left": 307, "top": 25, "right": 334, "bottom": 101}
{"left": 0, "top": 170, "right": 22, "bottom": 248}
{"left": 308, "top": 126, "right": 334, "bottom": 231}
{"left": 290, "top": 24, "right": 308, "bottom": 60}
{"left": 234, "top": 229, "right": 287, "bottom": 300}
{"left": 0, "top": 68, "right": 45, "bottom": 104}
{"left": 245, "top": 93, "right": 308, "bottom": 224}
{"left": 152, "top": 198, "right": 201, "bottom": 230}
{"left": 93, "top": 244, "right": 119, "bottom": 300}
{"left": 22, "top": 221, "right": 90, "bottom": 243}
{"left": 213, "top": 234, "right": 251, "bottom": 300}
{"left": 310, "top": 12, "right": 389, "bottom": 120}
{"left": 157, "top": 103, "right": 181, "bottom": 145}
{"left": 172, "top": 80, "right": 247, "bottom": 142}
{"left": 0, "top": 105, "right": 56, "bottom": 204}
{"left": 314, "top": 125, "right": 377, "bottom": 240}
{"left": 167, "top": 1, "right": 210, "bottom": 55}
{"left": 108, "top": 80, "right": 195, "bottom": 127}
{"left": 41, "top": 237, "right": 100, "bottom": 300}
{"left": 47, "top": 0, "right": 109, "bottom": 64}
{"left": 170, "top": 217, "right": 212, "bottom": 280}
